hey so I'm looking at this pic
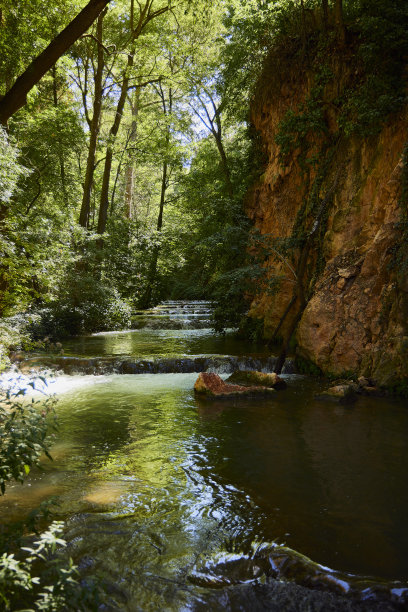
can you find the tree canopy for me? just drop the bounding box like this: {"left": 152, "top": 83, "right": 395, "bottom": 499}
{"left": 0, "top": 0, "right": 406, "bottom": 334}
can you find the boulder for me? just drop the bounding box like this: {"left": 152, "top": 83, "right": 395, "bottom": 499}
{"left": 226, "top": 370, "right": 287, "bottom": 390}
{"left": 315, "top": 383, "right": 357, "bottom": 404}
{"left": 357, "top": 376, "right": 381, "bottom": 395}
{"left": 194, "top": 372, "right": 276, "bottom": 399}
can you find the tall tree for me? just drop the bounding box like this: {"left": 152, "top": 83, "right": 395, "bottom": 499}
{"left": 334, "top": 0, "right": 345, "bottom": 44}
{"left": 124, "top": 83, "right": 142, "bottom": 219}
{"left": 188, "top": 86, "right": 233, "bottom": 198}
{"left": 96, "top": 0, "right": 171, "bottom": 237}
{"left": 79, "top": 10, "right": 106, "bottom": 228}
{"left": 139, "top": 80, "right": 172, "bottom": 307}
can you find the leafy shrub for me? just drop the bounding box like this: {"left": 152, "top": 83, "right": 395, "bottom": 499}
{"left": 30, "top": 272, "right": 132, "bottom": 339}
{"left": 0, "top": 521, "right": 97, "bottom": 611}
{"left": 0, "top": 380, "right": 99, "bottom": 610}
{"left": 0, "top": 379, "right": 56, "bottom": 494}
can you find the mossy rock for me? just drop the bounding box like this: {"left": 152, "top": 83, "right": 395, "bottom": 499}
{"left": 226, "top": 370, "right": 287, "bottom": 390}
{"left": 315, "top": 384, "right": 357, "bottom": 404}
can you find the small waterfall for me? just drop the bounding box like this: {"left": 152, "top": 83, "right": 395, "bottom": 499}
{"left": 17, "top": 299, "right": 298, "bottom": 376}
{"left": 18, "top": 355, "right": 296, "bottom": 376}
{"left": 132, "top": 300, "right": 213, "bottom": 330}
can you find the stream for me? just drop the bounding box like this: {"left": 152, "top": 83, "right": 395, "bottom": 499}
{"left": 1, "top": 301, "right": 408, "bottom": 611}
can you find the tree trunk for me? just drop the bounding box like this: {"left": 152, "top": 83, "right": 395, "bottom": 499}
{"left": 139, "top": 83, "right": 171, "bottom": 308}
{"left": 52, "top": 65, "right": 69, "bottom": 207}
{"left": 139, "top": 157, "right": 168, "bottom": 308}
{"left": 334, "top": 0, "right": 345, "bottom": 45}
{"left": 214, "top": 131, "right": 234, "bottom": 199}
{"left": 79, "top": 12, "right": 105, "bottom": 228}
{"left": 97, "top": 0, "right": 156, "bottom": 236}
{"left": 300, "top": 0, "right": 307, "bottom": 52}
{"left": 96, "top": 50, "right": 134, "bottom": 236}
{"left": 321, "top": 0, "right": 329, "bottom": 32}
{"left": 0, "top": 0, "right": 111, "bottom": 125}
{"left": 124, "top": 84, "right": 141, "bottom": 219}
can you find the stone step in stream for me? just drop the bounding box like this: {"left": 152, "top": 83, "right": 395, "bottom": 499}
{"left": 132, "top": 300, "right": 214, "bottom": 330}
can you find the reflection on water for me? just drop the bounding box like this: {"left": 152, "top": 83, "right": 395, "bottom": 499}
{"left": 1, "top": 371, "right": 408, "bottom": 609}
{"left": 61, "top": 328, "right": 270, "bottom": 359}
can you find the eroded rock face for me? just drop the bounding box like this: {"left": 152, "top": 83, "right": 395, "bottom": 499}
{"left": 194, "top": 372, "right": 276, "bottom": 399}
{"left": 247, "top": 54, "right": 408, "bottom": 387}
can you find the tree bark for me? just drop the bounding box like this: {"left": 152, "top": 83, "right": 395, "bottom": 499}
{"left": 139, "top": 83, "right": 171, "bottom": 308}
{"left": 52, "top": 65, "right": 69, "bottom": 207}
{"left": 124, "top": 84, "right": 141, "bottom": 219}
{"left": 79, "top": 12, "right": 105, "bottom": 228}
{"left": 96, "top": 50, "right": 134, "bottom": 236}
{"left": 214, "top": 130, "right": 233, "bottom": 199}
{"left": 300, "top": 0, "right": 307, "bottom": 52}
{"left": 139, "top": 156, "right": 168, "bottom": 308}
{"left": 334, "top": 0, "right": 345, "bottom": 45}
{"left": 196, "top": 93, "right": 233, "bottom": 199}
{"left": 321, "top": 0, "right": 329, "bottom": 32}
{"left": 96, "top": 0, "right": 157, "bottom": 236}
{"left": 0, "top": 0, "right": 111, "bottom": 125}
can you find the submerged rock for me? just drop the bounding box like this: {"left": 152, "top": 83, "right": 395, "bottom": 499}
{"left": 194, "top": 372, "right": 276, "bottom": 399}
{"left": 189, "top": 542, "right": 406, "bottom": 611}
{"left": 226, "top": 370, "right": 287, "bottom": 390}
{"left": 316, "top": 377, "right": 384, "bottom": 403}
{"left": 315, "top": 383, "right": 357, "bottom": 404}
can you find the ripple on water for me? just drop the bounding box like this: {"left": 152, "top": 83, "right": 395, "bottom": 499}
{"left": 2, "top": 323, "right": 408, "bottom": 610}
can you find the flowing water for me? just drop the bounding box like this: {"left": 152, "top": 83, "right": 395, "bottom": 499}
{"left": 1, "top": 301, "right": 408, "bottom": 610}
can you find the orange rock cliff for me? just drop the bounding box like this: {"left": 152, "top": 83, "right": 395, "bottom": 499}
{"left": 246, "top": 45, "right": 408, "bottom": 388}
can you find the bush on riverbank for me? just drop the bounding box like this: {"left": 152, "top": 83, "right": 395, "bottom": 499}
{"left": 0, "top": 380, "right": 99, "bottom": 610}
{"left": 29, "top": 272, "right": 132, "bottom": 339}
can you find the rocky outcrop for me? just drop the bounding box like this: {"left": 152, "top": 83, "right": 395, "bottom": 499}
{"left": 315, "top": 377, "right": 382, "bottom": 403}
{"left": 194, "top": 372, "right": 276, "bottom": 399}
{"left": 315, "top": 383, "right": 358, "bottom": 404}
{"left": 226, "top": 370, "right": 286, "bottom": 389}
{"left": 247, "top": 47, "right": 408, "bottom": 388}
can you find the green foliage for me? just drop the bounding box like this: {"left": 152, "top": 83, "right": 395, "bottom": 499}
{"left": 339, "top": 0, "right": 408, "bottom": 135}
{"left": 0, "top": 380, "right": 100, "bottom": 610}
{"left": 0, "top": 381, "right": 56, "bottom": 495}
{"left": 390, "top": 142, "right": 408, "bottom": 283}
{"left": 222, "top": 0, "right": 318, "bottom": 119}
{"left": 0, "top": 128, "right": 30, "bottom": 205}
{"left": 0, "top": 522, "right": 86, "bottom": 612}
{"left": 31, "top": 268, "right": 132, "bottom": 338}
{"left": 167, "top": 123, "right": 266, "bottom": 330}
{"left": 295, "top": 355, "right": 322, "bottom": 377}
{"left": 275, "top": 62, "right": 332, "bottom": 164}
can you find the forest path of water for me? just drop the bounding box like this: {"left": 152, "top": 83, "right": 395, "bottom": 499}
{"left": 1, "top": 301, "right": 408, "bottom": 611}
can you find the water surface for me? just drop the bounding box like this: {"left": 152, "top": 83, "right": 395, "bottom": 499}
{"left": 2, "top": 313, "right": 408, "bottom": 609}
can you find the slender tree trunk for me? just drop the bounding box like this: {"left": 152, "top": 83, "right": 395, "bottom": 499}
{"left": 139, "top": 84, "right": 171, "bottom": 308}
{"left": 97, "top": 51, "right": 134, "bottom": 236}
{"left": 214, "top": 132, "right": 234, "bottom": 199}
{"left": 0, "top": 0, "right": 111, "bottom": 125}
{"left": 124, "top": 84, "right": 141, "bottom": 219}
{"left": 334, "top": 0, "right": 345, "bottom": 45}
{"left": 97, "top": 0, "right": 155, "bottom": 236}
{"left": 300, "top": 0, "right": 307, "bottom": 52}
{"left": 52, "top": 65, "right": 69, "bottom": 207}
{"left": 274, "top": 247, "right": 308, "bottom": 374}
{"left": 79, "top": 12, "right": 105, "bottom": 228}
{"left": 140, "top": 156, "right": 168, "bottom": 308}
{"left": 274, "top": 163, "right": 341, "bottom": 373}
{"left": 321, "top": 0, "right": 329, "bottom": 32}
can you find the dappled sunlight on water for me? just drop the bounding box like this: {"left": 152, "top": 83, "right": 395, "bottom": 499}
{"left": 2, "top": 325, "right": 408, "bottom": 609}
